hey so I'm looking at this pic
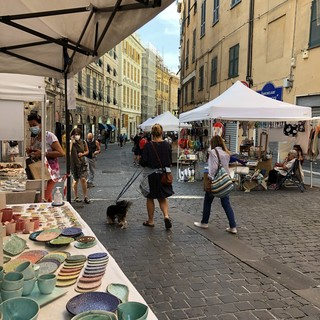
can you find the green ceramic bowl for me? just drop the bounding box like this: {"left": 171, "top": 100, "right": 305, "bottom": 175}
{"left": 71, "top": 310, "right": 117, "bottom": 320}
{"left": 0, "top": 297, "right": 39, "bottom": 320}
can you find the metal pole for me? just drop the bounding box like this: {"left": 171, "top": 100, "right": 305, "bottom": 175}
{"left": 64, "top": 74, "right": 71, "bottom": 202}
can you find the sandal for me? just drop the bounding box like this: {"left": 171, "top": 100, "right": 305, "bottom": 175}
{"left": 164, "top": 217, "right": 172, "bottom": 229}
{"left": 73, "top": 197, "right": 82, "bottom": 203}
{"left": 143, "top": 221, "right": 154, "bottom": 227}
{"left": 84, "top": 197, "right": 91, "bottom": 204}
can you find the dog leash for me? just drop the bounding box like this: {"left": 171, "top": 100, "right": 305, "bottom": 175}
{"left": 116, "top": 167, "right": 143, "bottom": 202}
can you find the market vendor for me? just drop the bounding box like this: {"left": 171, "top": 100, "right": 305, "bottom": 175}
{"left": 26, "top": 112, "right": 65, "bottom": 202}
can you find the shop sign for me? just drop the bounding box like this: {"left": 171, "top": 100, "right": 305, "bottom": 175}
{"left": 257, "top": 82, "right": 283, "bottom": 101}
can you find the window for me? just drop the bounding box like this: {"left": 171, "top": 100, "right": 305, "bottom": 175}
{"left": 187, "top": 0, "right": 190, "bottom": 25}
{"left": 192, "top": 29, "right": 196, "bottom": 63}
{"left": 198, "top": 65, "right": 204, "bottom": 91}
{"left": 191, "top": 78, "right": 195, "bottom": 102}
{"left": 194, "top": 0, "right": 197, "bottom": 14}
{"left": 210, "top": 56, "right": 218, "bottom": 86}
{"left": 213, "top": 0, "right": 219, "bottom": 24}
{"left": 309, "top": 0, "right": 320, "bottom": 48}
{"left": 228, "top": 44, "right": 239, "bottom": 78}
{"left": 200, "top": 0, "right": 206, "bottom": 37}
{"left": 184, "top": 84, "right": 188, "bottom": 104}
{"left": 231, "top": 0, "right": 241, "bottom": 8}
{"left": 78, "top": 71, "right": 83, "bottom": 95}
{"left": 86, "top": 74, "right": 90, "bottom": 98}
{"left": 186, "top": 39, "right": 189, "bottom": 69}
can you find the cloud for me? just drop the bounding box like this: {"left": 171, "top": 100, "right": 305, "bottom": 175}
{"left": 162, "top": 51, "right": 180, "bottom": 73}
{"left": 158, "top": 3, "right": 180, "bottom": 34}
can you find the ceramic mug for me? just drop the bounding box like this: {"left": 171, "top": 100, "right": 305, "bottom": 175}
{"left": 15, "top": 261, "right": 35, "bottom": 280}
{"left": 117, "top": 302, "right": 148, "bottom": 320}
{"left": 1, "top": 208, "right": 13, "bottom": 223}
{"left": 37, "top": 274, "right": 57, "bottom": 295}
{"left": 15, "top": 219, "right": 25, "bottom": 232}
{"left": 22, "top": 277, "right": 36, "bottom": 296}
{"left": 2, "top": 272, "right": 24, "bottom": 291}
{"left": 5, "top": 222, "right": 16, "bottom": 236}
{"left": 24, "top": 221, "right": 35, "bottom": 234}
{"left": 31, "top": 218, "right": 40, "bottom": 230}
{"left": 1, "top": 287, "right": 23, "bottom": 301}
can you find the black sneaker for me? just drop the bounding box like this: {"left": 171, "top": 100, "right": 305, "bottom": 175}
{"left": 84, "top": 197, "right": 91, "bottom": 204}
{"left": 164, "top": 217, "right": 172, "bottom": 229}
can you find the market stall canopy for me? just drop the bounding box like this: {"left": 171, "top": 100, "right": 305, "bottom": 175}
{"left": 138, "top": 117, "right": 156, "bottom": 130}
{"left": 179, "top": 81, "right": 312, "bottom": 123}
{"left": 0, "top": 0, "right": 174, "bottom": 79}
{"left": 141, "top": 111, "right": 192, "bottom": 132}
{"left": 0, "top": 73, "right": 45, "bottom": 140}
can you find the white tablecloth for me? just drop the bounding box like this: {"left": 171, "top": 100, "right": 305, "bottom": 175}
{"left": 4, "top": 202, "right": 157, "bottom": 320}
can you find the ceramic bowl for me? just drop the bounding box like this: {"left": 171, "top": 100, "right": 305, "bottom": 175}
{"left": 2, "top": 272, "right": 24, "bottom": 291}
{"left": 0, "top": 297, "right": 39, "bottom": 320}
{"left": 15, "top": 261, "right": 35, "bottom": 280}
{"left": 37, "top": 274, "right": 57, "bottom": 295}
{"left": 117, "top": 302, "right": 148, "bottom": 320}
{"left": 22, "top": 277, "right": 36, "bottom": 296}
{"left": 1, "top": 287, "right": 23, "bottom": 301}
{"left": 71, "top": 310, "right": 117, "bottom": 320}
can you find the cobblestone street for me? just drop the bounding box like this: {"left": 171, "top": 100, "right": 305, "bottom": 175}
{"left": 73, "top": 143, "right": 320, "bottom": 319}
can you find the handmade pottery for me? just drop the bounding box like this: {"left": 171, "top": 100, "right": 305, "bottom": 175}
{"left": 5, "top": 222, "right": 16, "bottom": 236}
{"left": 22, "top": 277, "right": 36, "bottom": 296}
{"left": 107, "top": 283, "right": 129, "bottom": 303}
{"left": 1, "top": 287, "right": 23, "bottom": 301}
{"left": 71, "top": 310, "right": 117, "bottom": 320}
{"left": 2, "top": 272, "right": 24, "bottom": 291}
{"left": 0, "top": 297, "right": 40, "bottom": 320}
{"left": 15, "top": 261, "right": 35, "bottom": 280}
{"left": 117, "top": 302, "right": 148, "bottom": 320}
{"left": 1, "top": 208, "right": 13, "bottom": 222}
{"left": 37, "top": 274, "right": 57, "bottom": 294}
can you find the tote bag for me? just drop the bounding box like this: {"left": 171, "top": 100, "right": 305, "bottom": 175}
{"left": 210, "top": 149, "right": 234, "bottom": 198}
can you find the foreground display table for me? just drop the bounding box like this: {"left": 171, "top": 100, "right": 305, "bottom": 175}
{"left": 4, "top": 202, "right": 157, "bottom": 320}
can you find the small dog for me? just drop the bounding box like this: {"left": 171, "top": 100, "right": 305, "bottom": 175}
{"left": 106, "top": 200, "right": 132, "bottom": 229}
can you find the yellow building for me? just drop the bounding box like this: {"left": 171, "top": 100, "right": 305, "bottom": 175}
{"left": 119, "top": 34, "right": 144, "bottom": 137}
{"left": 156, "top": 55, "right": 170, "bottom": 115}
{"left": 180, "top": 0, "right": 320, "bottom": 115}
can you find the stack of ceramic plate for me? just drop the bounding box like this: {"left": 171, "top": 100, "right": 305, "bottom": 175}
{"left": 75, "top": 252, "right": 109, "bottom": 293}
{"left": 74, "top": 236, "right": 97, "bottom": 249}
{"left": 61, "top": 227, "right": 83, "bottom": 238}
{"left": 56, "top": 255, "right": 87, "bottom": 287}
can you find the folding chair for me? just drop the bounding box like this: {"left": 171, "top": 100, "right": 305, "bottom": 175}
{"left": 276, "top": 159, "right": 305, "bottom": 192}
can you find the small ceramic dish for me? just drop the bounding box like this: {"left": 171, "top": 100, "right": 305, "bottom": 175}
{"left": 77, "top": 236, "right": 95, "bottom": 243}
{"left": 71, "top": 310, "right": 117, "bottom": 320}
{"left": 107, "top": 283, "right": 129, "bottom": 303}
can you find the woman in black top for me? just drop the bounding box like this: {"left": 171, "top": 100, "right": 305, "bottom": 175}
{"left": 140, "top": 124, "right": 174, "bottom": 229}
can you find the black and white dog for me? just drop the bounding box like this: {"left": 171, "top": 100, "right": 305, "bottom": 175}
{"left": 106, "top": 200, "right": 132, "bottom": 229}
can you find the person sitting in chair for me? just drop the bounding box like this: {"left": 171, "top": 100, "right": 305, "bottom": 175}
{"left": 267, "top": 150, "right": 297, "bottom": 190}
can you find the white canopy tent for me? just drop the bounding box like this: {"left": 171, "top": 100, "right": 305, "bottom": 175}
{"left": 0, "top": 0, "right": 173, "bottom": 201}
{"left": 0, "top": 73, "right": 46, "bottom": 196}
{"left": 140, "top": 111, "right": 191, "bottom": 132}
{"left": 179, "top": 81, "right": 312, "bottom": 122}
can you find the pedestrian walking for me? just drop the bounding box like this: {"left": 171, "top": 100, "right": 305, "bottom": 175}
{"left": 26, "top": 113, "right": 65, "bottom": 202}
{"left": 70, "top": 127, "right": 91, "bottom": 204}
{"left": 139, "top": 124, "right": 174, "bottom": 230}
{"left": 133, "top": 132, "right": 141, "bottom": 165}
{"left": 119, "top": 134, "right": 124, "bottom": 147}
{"left": 85, "top": 132, "right": 101, "bottom": 188}
{"left": 194, "top": 135, "right": 237, "bottom": 233}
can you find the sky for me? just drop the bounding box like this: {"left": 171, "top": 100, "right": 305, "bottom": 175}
{"left": 137, "top": 3, "right": 180, "bottom": 74}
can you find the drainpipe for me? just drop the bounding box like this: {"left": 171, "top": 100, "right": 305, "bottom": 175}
{"left": 246, "top": 0, "right": 255, "bottom": 88}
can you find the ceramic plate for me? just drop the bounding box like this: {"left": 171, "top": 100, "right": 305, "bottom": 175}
{"left": 88, "top": 253, "right": 108, "bottom": 260}
{"left": 3, "top": 258, "right": 29, "bottom": 273}
{"left": 66, "top": 292, "right": 120, "bottom": 315}
{"left": 35, "top": 228, "right": 61, "bottom": 242}
{"left": 29, "top": 231, "right": 42, "bottom": 241}
{"left": 77, "top": 279, "right": 102, "bottom": 290}
{"left": 74, "top": 241, "right": 97, "bottom": 249}
{"left": 36, "top": 260, "right": 60, "bottom": 275}
{"left": 3, "top": 235, "right": 28, "bottom": 256}
{"left": 71, "top": 310, "right": 117, "bottom": 320}
{"left": 56, "top": 278, "right": 77, "bottom": 287}
{"left": 3, "top": 256, "right": 11, "bottom": 264}
{"left": 78, "top": 275, "right": 104, "bottom": 283}
{"left": 77, "top": 236, "right": 96, "bottom": 243}
{"left": 52, "top": 201, "right": 65, "bottom": 207}
{"left": 49, "top": 236, "right": 74, "bottom": 246}
{"left": 106, "top": 283, "right": 129, "bottom": 303}
{"left": 19, "top": 250, "right": 48, "bottom": 264}
{"left": 66, "top": 255, "right": 87, "bottom": 263}
{"left": 61, "top": 227, "right": 82, "bottom": 237}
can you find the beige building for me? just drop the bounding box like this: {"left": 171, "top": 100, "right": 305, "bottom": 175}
{"left": 156, "top": 55, "right": 170, "bottom": 115}
{"left": 180, "top": 0, "right": 320, "bottom": 115}
{"left": 119, "top": 34, "right": 144, "bottom": 137}
{"left": 169, "top": 73, "right": 180, "bottom": 115}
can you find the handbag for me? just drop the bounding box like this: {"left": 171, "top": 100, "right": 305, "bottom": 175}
{"left": 151, "top": 142, "right": 173, "bottom": 186}
{"left": 209, "top": 149, "right": 234, "bottom": 198}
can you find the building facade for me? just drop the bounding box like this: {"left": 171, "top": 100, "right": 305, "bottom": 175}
{"left": 179, "top": 0, "right": 320, "bottom": 115}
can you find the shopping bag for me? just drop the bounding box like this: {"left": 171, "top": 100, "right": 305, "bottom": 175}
{"left": 28, "top": 161, "right": 51, "bottom": 180}
{"left": 210, "top": 166, "right": 234, "bottom": 198}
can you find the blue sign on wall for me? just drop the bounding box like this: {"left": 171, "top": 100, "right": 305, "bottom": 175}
{"left": 257, "top": 82, "right": 283, "bottom": 101}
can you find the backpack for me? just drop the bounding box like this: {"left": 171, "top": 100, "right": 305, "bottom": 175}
{"left": 9, "top": 141, "right": 18, "bottom": 147}
{"left": 139, "top": 138, "right": 147, "bottom": 150}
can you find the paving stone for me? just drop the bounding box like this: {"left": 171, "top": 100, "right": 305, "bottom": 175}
{"left": 252, "top": 310, "right": 277, "bottom": 320}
